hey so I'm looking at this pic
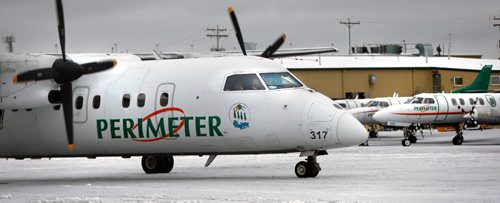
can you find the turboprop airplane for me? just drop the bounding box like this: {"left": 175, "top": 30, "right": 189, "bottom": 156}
{"left": 348, "top": 65, "right": 492, "bottom": 139}
{"left": 0, "top": 1, "right": 367, "bottom": 178}
{"left": 348, "top": 95, "right": 411, "bottom": 138}
{"left": 372, "top": 92, "right": 500, "bottom": 146}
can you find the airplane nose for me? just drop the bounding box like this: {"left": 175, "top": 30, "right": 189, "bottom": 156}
{"left": 337, "top": 113, "right": 368, "bottom": 146}
{"left": 372, "top": 109, "right": 389, "bottom": 123}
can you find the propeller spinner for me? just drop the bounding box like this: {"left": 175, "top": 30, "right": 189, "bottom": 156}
{"left": 12, "top": 0, "right": 116, "bottom": 151}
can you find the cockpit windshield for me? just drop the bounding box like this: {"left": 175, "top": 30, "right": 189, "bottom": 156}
{"left": 366, "top": 101, "right": 379, "bottom": 107}
{"left": 409, "top": 97, "right": 424, "bottom": 104}
{"left": 259, "top": 72, "right": 303, "bottom": 90}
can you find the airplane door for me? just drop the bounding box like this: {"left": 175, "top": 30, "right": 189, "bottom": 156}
{"left": 155, "top": 83, "right": 175, "bottom": 123}
{"left": 434, "top": 95, "right": 448, "bottom": 121}
{"left": 73, "top": 87, "right": 90, "bottom": 123}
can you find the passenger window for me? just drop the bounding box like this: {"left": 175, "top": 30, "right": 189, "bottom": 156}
{"left": 478, "top": 98, "right": 485, "bottom": 105}
{"left": 137, "top": 93, "right": 146, "bottom": 108}
{"left": 451, "top": 98, "right": 457, "bottom": 106}
{"left": 486, "top": 96, "right": 496, "bottom": 107}
{"left": 93, "top": 95, "right": 101, "bottom": 109}
{"left": 469, "top": 98, "right": 475, "bottom": 105}
{"left": 75, "top": 96, "right": 84, "bottom": 110}
{"left": 224, "top": 74, "right": 265, "bottom": 91}
{"left": 423, "top": 98, "right": 435, "bottom": 104}
{"left": 459, "top": 98, "right": 465, "bottom": 105}
{"left": 122, "top": 94, "right": 131, "bottom": 108}
{"left": 160, "top": 93, "right": 169, "bottom": 107}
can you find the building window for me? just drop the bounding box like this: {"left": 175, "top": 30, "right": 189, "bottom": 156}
{"left": 75, "top": 96, "right": 84, "bottom": 110}
{"left": 453, "top": 76, "right": 463, "bottom": 87}
{"left": 93, "top": 95, "right": 101, "bottom": 109}
{"left": 122, "top": 94, "right": 131, "bottom": 108}
{"left": 137, "top": 93, "right": 146, "bottom": 108}
{"left": 160, "top": 93, "right": 169, "bottom": 107}
{"left": 491, "top": 75, "right": 500, "bottom": 86}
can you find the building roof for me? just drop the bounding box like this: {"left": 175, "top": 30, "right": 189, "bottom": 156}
{"left": 278, "top": 55, "right": 500, "bottom": 71}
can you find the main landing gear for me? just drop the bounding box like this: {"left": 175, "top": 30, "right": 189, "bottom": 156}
{"left": 368, "top": 124, "right": 378, "bottom": 138}
{"left": 141, "top": 155, "right": 174, "bottom": 174}
{"left": 401, "top": 124, "right": 423, "bottom": 147}
{"left": 295, "top": 155, "right": 321, "bottom": 178}
{"left": 452, "top": 124, "right": 464, "bottom": 145}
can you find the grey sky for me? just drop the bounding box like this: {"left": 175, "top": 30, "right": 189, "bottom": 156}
{"left": 1, "top": 0, "right": 499, "bottom": 58}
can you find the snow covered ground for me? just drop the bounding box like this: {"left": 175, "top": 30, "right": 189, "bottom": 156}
{"left": 1, "top": 129, "right": 500, "bottom": 202}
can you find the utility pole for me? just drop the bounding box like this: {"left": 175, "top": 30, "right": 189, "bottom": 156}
{"left": 340, "top": 18, "right": 360, "bottom": 55}
{"left": 494, "top": 17, "right": 500, "bottom": 51}
{"left": 206, "top": 25, "right": 228, "bottom": 52}
{"left": 2, "top": 34, "right": 15, "bottom": 53}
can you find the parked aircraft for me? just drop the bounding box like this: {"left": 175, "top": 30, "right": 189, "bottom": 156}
{"left": 373, "top": 93, "right": 500, "bottom": 146}
{"left": 348, "top": 96, "right": 411, "bottom": 138}
{"left": 0, "top": 1, "right": 367, "bottom": 178}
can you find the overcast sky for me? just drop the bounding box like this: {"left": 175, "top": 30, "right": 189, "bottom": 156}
{"left": 1, "top": 0, "right": 499, "bottom": 58}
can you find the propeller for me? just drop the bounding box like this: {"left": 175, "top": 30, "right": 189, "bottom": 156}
{"left": 12, "top": 0, "right": 116, "bottom": 151}
{"left": 458, "top": 97, "right": 479, "bottom": 129}
{"left": 227, "top": 6, "right": 286, "bottom": 58}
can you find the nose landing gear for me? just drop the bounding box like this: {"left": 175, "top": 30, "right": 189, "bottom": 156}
{"left": 295, "top": 155, "right": 321, "bottom": 178}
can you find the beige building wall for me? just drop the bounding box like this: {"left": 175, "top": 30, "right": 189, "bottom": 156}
{"left": 291, "top": 68, "right": 491, "bottom": 99}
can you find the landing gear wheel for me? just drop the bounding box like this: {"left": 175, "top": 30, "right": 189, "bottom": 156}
{"left": 452, "top": 135, "right": 464, "bottom": 145}
{"left": 402, "top": 139, "right": 411, "bottom": 147}
{"left": 160, "top": 155, "right": 174, "bottom": 173}
{"left": 295, "top": 161, "right": 308, "bottom": 178}
{"left": 369, "top": 130, "right": 378, "bottom": 138}
{"left": 142, "top": 155, "right": 175, "bottom": 174}
{"left": 409, "top": 135, "right": 417, "bottom": 143}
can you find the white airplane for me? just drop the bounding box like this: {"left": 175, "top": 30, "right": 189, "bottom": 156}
{"left": 0, "top": 1, "right": 367, "bottom": 178}
{"left": 348, "top": 96, "right": 411, "bottom": 137}
{"left": 372, "top": 93, "right": 500, "bottom": 146}
{"left": 335, "top": 97, "right": 370, "bottom": 109}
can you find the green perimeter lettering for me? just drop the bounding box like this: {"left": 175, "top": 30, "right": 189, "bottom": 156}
{"left": 413, "top": 106, "right": 437, "bottom": 111}
{"left": 96, "top": 116, "right": 223, "bottom": 140}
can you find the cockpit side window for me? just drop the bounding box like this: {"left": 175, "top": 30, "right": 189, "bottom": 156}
{"left": 259, "top": 72, "right": 303, "bottom": 90}
{"left": 380, "top": 102, "right": 389, "bottom": 108}
{"left": 224, "top": 74, "right": 265, "bottom": 91}
{"left": 423, "top": 98, "right": 435, "bottom": 104}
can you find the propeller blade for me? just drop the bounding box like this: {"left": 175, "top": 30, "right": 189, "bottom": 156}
{"left": 228, "top": 7, "right": 246, "bottom": 55}
{"left": 81, "top": 59, "right": 117, "bottom": 74}
{"left": 55, "top": 0, "right": 66, "bottom": 61}
{"left": 60, "top": 83, "right": 74, "bottom": 151}
{"left": 261, "top": 34, "right": 287, "bottom": 58}
{"left": 13, "top": 68, "right": 59, "bottom": 83}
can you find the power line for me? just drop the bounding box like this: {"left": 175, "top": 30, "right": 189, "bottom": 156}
{"left": 206, "top": 25, "right": 228, "bottom": 52}
{"left": 340, "top": 18, "right": 360, "bottom": 55}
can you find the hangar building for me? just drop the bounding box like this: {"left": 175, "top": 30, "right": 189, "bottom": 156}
{"left": 279, "top": 55, "right": 500, "bottom": 99}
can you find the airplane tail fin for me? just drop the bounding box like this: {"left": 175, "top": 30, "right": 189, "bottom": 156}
{"left": 451, "top": 65, "right": 492, "bottom": 93}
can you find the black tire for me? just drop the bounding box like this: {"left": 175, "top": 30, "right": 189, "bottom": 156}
{"left": 142, "top": 155, "right": 163, "bottom": 174}
{"left": 369, "top": 131, "right": 378, "bottom": 138}
{"left": 409, "top": 135, "right": 417, "bottom": 143}
{"left": 295, "top": 161, "right": 308, "bottom": 178}
{"left": 402, "top": 139, "right": 411, "bottom": 147}
{"left": 160, "top": 155, "right": 174, "bottom": 173}
{"left": 452, "top": 136, "right": 463, "bottom": 145}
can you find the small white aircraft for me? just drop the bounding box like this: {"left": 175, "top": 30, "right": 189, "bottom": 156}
{"left": 348, "top": 95, "right": 411, "bottom": 137}
{"left": 0, "top": 1, "right": 367, "bottom": 178}
{"left": 373, "top": 93, "right": 500, "bottom": 146}
{"left": 335, "top": 97, "right": 370, "bottom": 110}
